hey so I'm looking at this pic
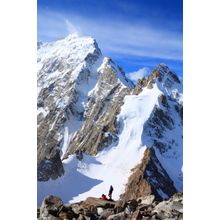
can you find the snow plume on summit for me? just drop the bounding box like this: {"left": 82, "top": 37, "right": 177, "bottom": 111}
{"left": 65, "top": 19, "right": 80, "bottom": 37}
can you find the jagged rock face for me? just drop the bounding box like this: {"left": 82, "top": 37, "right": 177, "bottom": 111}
{"left": 140, "top": 65, "right": 183, "bottom": 192}
{"left": 144, "top": 148, "right": 177, "bottom": 200}
{"left": 37, "top": 35, "right": 133, "bottom": 181}
{"left": 117, "top": 65, "right": 182, "bottom": 201}
{"left": 120, "top": 148, "right": 177, "bottom": 202}
{"left": 64, "top": 58, "right": 132, "bottom": 158}
{"left": 119, "top": 149, "right": 152, "bottom": 202}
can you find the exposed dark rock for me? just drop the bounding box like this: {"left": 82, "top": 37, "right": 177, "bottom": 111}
{"left": 159, "top": 94, "right": 169, "bottom": 108}
{"left": 145, "top": 148, "right": 177, "bottom": 200}
{"left": 119, "top": 148, "right": 177, "bottom": 203}
{"left": 119, "top": 149, "right": 152, "bottom": 202}
{"left": 132, "top": 77, "right": 149, "bottom": 95}
{"left": 37, "top": 151, "right": 64, "bottom": 181}
{"left": 180, "top": 105, "right": 183, "bottom": 121}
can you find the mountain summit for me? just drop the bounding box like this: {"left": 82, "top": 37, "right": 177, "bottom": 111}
{"left": 37, "top": 34, "right": 182, "bottom": 206}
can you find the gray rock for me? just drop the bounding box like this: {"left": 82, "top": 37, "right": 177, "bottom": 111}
{"left": 139, "top": 195, "right": 155, "bottom": 205}
{"left": 107, "top": 212, "right": 125, "bottom": 220}
{"left": 39, "top": 195, "right": 63, "bottom": 219}
{"left": 97, "top": 207, "right": 104, "bottom": 215}
{"left": 99, "top": 208, "right": 114, "bottom": 219}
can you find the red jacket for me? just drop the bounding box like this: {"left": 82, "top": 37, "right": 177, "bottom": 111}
{"left": 101, "top": 194, "right": 108, "bottom": 200}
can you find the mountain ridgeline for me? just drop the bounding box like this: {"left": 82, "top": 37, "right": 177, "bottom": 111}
{"left": 37, "top": 34, "right": 183, "bottom": 206}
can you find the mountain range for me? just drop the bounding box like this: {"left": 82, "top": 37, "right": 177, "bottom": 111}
{"left": 37, "top": 34, "right": 183, "bottom": 207}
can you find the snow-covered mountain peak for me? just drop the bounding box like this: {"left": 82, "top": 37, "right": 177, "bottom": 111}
{"left": 153, "top": 65, "right": 182, "bottom": 103}
{"left": 37, "top": 34, "right": 102, "bottom": 72}
{"left": 133, "top": 64, "right": 182, "bottom": 104}
{"left": 149, "top": 64, "right": 181, "bottom": 86}
{"left": 98, "top": 57, "right": 134, "bottom": 89}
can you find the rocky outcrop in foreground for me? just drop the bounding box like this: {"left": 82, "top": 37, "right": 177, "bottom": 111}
{"left": 38, "top": 193, "right": 183, "bottom": 220}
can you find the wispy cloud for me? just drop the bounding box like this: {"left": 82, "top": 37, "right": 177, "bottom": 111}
{"left": 127, "top": 67, "right": 150, "bottom": 83}
{"left": 38, "top": 10, "right": 182, "bottom": 61}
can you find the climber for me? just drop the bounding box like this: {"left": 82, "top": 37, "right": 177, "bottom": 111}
{"left": 108, "top": 185, "right": 114, "bottom": 200}
{"left": 101, "top": 194, "right": 108, "bottom": 200}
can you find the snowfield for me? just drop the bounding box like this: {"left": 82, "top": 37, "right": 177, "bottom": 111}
{"left": 38, "top": 82, "right": 164, "bottom": 205}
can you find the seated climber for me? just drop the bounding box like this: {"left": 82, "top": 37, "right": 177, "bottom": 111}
{"left": 101, "top": 194, "right": 108, "bottom": 200}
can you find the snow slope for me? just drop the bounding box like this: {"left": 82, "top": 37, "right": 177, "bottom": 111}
{"left": 38, "top": 81, "right": 163, "bottom": 205}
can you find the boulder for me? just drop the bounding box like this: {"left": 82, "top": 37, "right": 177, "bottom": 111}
{"left": 154, "top": 193, "right": 183, "bottom": 219}
{"left": 107, "top": 212, "right": 125, "bottom": 220}
{"left": 171, "top": 201, "right": 183, "bottom": 213}
{"left": 98, "top": 208, "right": 114, "bottom": 219}
{"left": 127, "top": 199, "right": 138, "bottom": 213}
{"left": 39, "top": 195, "right": 63, "bottom": 219}
{"left": 97, "top": 207, "right": 104, "bottom": 215}
{"left": 80, "top": 197, "right": 116, "bottom": 210}
{"left": 71, "top": 203, "right": 83, "bottom": 215}
{"left": 114, "top": 200, "right": 127, "bottom": 213}
{"left": 39, "top": 195, "right": 80, "bottom": 220}
{"left": 131, "top": 210, "right": 142, "bottom": 220}
{"left": 57, "top": 206, "right": 79, "bottom": 219}
{"left": 139, "top": 195, "right": 155, "bottom": 206}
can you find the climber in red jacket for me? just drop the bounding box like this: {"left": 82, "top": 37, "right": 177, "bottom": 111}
{"left": 101, "top": 194, "right": 108, "bottom": 200}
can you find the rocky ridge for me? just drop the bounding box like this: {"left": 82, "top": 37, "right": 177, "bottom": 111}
{"left": 38, "top": 193, "right": 183, "bottom": 220}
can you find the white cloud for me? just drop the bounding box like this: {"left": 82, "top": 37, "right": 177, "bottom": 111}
{"left": 127, "top": 67, "right": 149, "bottom": 83}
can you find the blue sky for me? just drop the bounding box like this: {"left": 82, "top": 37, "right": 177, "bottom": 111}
{"left": 38, "top": 0, "right": 183, "bottom": 79}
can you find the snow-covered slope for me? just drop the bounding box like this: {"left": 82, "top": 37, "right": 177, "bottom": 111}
{"left": 38, "top": 51, "right": 182, "bottom": 205}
